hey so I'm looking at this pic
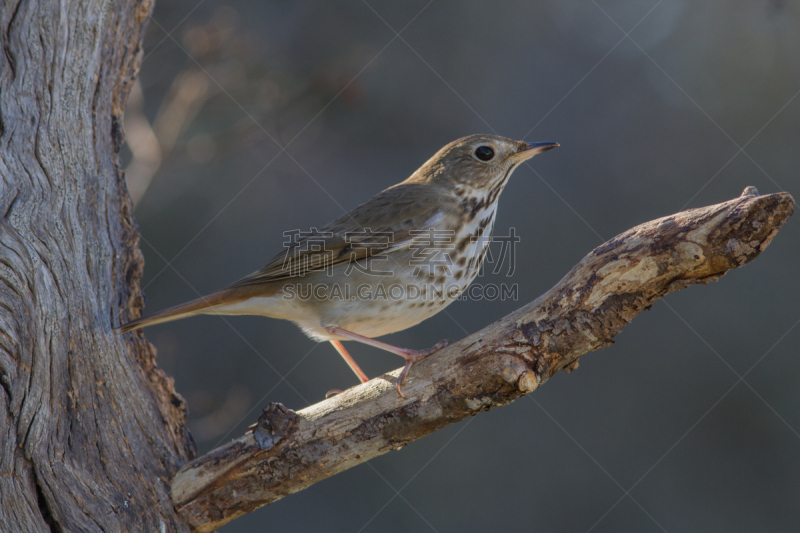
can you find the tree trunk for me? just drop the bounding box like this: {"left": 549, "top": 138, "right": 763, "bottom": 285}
{"left": 0, "top": 0, "right": 194, "bottom": 531}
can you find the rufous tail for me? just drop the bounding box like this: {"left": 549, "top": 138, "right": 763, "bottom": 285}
{"left": 117, "top": 290, "right": 233, "bottom": 332}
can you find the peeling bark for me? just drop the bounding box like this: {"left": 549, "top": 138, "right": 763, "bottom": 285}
{"left": 171, "top": 188, "right": 793, "bottom": 532}
{"left": 0, "top": 0, "right": 194, "bottom": 531}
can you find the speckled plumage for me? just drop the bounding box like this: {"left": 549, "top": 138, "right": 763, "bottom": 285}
{"left": 120, "top": 134, "right": 558, "bottom": 393}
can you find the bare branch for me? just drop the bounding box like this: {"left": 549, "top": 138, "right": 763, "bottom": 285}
{"left": 171, "top": 188, "right": 793, "bottom": 532}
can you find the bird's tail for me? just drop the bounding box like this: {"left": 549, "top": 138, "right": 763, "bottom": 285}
{"left": 117, "top": 290, "right": 234, "bottom": 332}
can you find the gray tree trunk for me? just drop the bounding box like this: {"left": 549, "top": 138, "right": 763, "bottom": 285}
{"left": 0, "top": 0, "right": 194, "bottom": 531}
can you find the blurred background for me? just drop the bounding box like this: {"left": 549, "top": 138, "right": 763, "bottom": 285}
{"left": 125, "top": 1, "right": 800, "bottom": 531}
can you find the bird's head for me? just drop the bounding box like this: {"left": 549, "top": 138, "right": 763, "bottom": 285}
{"left": 409, "top": 134, "right": 558, "bottom": 194}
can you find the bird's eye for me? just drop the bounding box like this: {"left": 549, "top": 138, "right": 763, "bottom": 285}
{"left": 474, "top": 146, "right": 494, "bottom": 162}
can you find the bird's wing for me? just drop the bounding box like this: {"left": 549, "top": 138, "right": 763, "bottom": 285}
{"left": 227, "top": 183, "right": 447, "bottom": 289}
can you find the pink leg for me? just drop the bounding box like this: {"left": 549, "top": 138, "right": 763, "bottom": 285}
{"left": 326, "top": 327, "right": 450, "bottom": 396}
{"left": 330, "top": 340, "right": 369, "bottom": 383}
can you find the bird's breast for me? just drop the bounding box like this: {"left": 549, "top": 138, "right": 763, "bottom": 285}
{"left": 450, "top": 201, "right": 497, "bottom": 286}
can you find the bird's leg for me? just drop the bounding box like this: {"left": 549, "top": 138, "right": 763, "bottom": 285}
{"left": 326, "top": 340, "right": 370, "bottom": 398}
{"left": 325, "top": 327, "right": 450, "bottom": 396}
{"left": 330, "top": 340, "right": 369, "bottom": 383}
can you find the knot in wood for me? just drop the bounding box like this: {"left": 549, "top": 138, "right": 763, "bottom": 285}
{"left": 501, "top": 365, "right": 520, "bottom": 383}
{"left": 253, "top": 403, "right": 298, "bottom": 451}
{"left": 517, "top": 372, "right": 539, "bottom": 393}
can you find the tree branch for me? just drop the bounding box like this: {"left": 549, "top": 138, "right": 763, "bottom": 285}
{"left": 171, "top": 188, "right": 793, "bottom": 532}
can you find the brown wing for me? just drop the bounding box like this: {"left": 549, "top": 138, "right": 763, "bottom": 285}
{"left": 116, "top": 183, "right": 449, "bottom": 332}
{"left": 228, "top": 182, "right": 447, "bottom": 289}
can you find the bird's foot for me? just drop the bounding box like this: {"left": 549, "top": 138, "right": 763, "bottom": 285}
{"left": 323, "top": 327, "right": 452, "bottom": 397}
{"left": 412, "top": 338, "right": 452, "bottom": 358}
{"left": 325, "top": 389, "right": 343, "bottom": 399}
{"left": 395, "top": 338, "right": 452, "bottom": 397}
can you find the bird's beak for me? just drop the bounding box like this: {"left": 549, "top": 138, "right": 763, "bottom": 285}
{"left": 508, "top": 141, "right": 559, "bottom": 162}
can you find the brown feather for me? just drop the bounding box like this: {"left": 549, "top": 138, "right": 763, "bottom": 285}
{"left": 227, "top": 182, "right": 449, "bottom": 288}
{"left": 119, "top": 184, "right": 449, "bottom": 331}
{"left": 117, "top": 284, "right": 279, "bottom": 332}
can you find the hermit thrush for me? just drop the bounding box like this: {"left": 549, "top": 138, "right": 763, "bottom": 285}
{"left": 119, "top": 134, "right": 558, "bottom": 395}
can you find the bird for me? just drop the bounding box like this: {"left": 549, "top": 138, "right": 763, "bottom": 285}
{"left": 119, "top": 134, "right": 558, "bottom": 395}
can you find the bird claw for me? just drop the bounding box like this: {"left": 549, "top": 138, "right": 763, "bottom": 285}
{"left": 395, "top": 359, "right": 415, "bottom": 397}
{"left": 436, "top": 338, "right": 454, "bottom": 350}
{"left": 408, "top": 338, "right": 452, "bottom": 359}
{"left": 395, "top": 338, "right": 451, "bottom": 396}
{"left": 325, "top": 389, "right": 343, "bottom": 399}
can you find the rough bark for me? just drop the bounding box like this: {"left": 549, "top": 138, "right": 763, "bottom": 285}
{"left": 171, "top": 188, "right": 793, "bottom": 532}
{"left": 0, "top": 0, "right": 195, "bottom": 531}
